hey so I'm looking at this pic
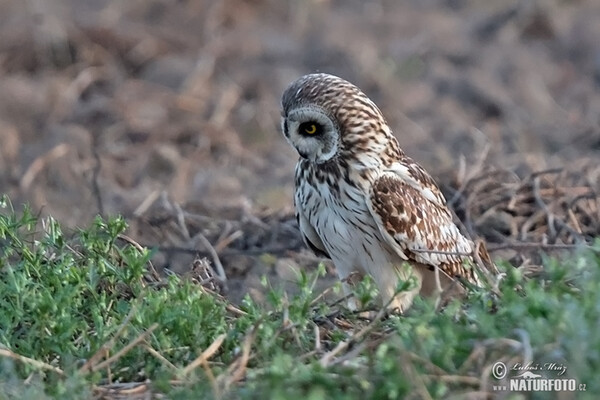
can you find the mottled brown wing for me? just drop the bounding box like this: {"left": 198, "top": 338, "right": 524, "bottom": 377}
{"left": 386, "top": 157, "right": 447, "bottom": 208}
{"left": 366, "top": 170, "right": 479, "bottom": 283}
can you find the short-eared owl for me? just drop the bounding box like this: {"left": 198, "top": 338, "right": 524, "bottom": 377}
{"left": 281, "top": 73, "right": 494, "bottom": 312}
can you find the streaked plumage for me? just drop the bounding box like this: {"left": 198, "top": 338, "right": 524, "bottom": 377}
{"left": 281, "top": 73, "right": 495, "bottom": 311}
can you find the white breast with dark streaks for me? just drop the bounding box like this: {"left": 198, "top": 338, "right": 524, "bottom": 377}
{"left": 296, "top": 170, "right": 393, "bottom": 277}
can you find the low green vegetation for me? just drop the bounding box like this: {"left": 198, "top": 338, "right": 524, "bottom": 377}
{"left": 0, "top": 195, "right": 598, "bottom": 399}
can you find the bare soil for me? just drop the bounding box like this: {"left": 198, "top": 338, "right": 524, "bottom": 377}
{"left": 1, "top": 0, "right": 599, "bottom": 302}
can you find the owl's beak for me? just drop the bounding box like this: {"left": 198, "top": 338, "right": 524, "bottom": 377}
{"left": 297, "top": 149, "right": 309, "bottom": 159}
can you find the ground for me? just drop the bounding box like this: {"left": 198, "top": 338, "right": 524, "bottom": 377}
{"left": 0, "top": 0, "right": 599, "bottom": 302}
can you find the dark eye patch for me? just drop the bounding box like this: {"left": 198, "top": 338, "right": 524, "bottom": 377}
{"left": 299, "top": 121, "right": 323, "bottom": 136}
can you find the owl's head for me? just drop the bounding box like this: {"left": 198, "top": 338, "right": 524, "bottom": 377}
{"left": 280, "top": 73, "right": 390, "bottom": 164}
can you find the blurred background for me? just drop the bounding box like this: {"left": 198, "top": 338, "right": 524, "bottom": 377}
{"left": 0, "top": 0, "right": 599, "bottom": 299}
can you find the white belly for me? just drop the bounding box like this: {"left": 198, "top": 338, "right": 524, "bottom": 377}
{"left": 303, "top": 182, "right": 389, "bottom": 275}
{"left": 298, "top": 176, "right": 423, "bottom": 311}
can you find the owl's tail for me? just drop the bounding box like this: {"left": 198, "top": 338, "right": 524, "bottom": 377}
{"left": 472, "top": 239, "right": 500, "bottom": 288}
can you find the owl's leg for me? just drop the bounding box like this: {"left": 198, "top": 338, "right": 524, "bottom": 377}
{"left": 418, "top": 264, "right": 464, "bottom": 309}
{"left": 371, "top": 262, "right": 422, "bottom": 313}
{"left": 342, "top": 282, "right": 358, "bottom": 311}
{"left": 334, "top": 263, "right": 363, "bottom": 311}
{"left": 418, "top": 264, "right": 453, "bottom": 296}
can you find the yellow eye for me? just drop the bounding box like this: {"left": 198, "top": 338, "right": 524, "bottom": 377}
{"left": 299, "top": 121, "right": 321, "bottom": 136}
{"left": 305, "top": 124, "right": 317, "bottom": 134}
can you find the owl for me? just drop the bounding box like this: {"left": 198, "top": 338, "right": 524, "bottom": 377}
{"left": 281, "top": 73, "right": 496, "bottom": 312}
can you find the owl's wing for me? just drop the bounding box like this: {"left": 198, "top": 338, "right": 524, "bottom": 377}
{"left": 296, "top": 209, "right": 330, "bottom": 259}
{"left": 365, "top": 159, "right": 478, "bottom": 283}
{"left": 294, "top": 161, "right": 330, "bottom": 259}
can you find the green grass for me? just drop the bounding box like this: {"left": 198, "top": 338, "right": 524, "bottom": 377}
{"left": 0, "top": 195, "right": 599, "bottom": 399}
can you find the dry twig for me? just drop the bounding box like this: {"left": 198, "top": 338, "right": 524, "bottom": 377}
{"left": 0, "top": 348, "right": 64, "bottom": 375}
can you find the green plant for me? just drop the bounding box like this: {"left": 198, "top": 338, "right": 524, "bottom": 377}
{"left": 0, "top": 196, "right": 598, "bottom": 399}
